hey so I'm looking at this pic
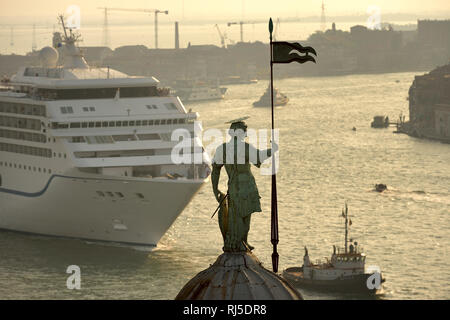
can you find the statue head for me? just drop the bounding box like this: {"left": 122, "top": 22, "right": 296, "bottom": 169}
{"left": 229, "top": 120, "right": 248, "bottom": 140}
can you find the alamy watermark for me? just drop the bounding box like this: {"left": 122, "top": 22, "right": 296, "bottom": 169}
{"left": 366, "top": 5, "right": 381, "bottom": 30}
{"left": 66, "top": 5, "right": 81, "bottom": 29}
{"left": 66, "top": 265, "right": 81, "bottom": 290}
{"left": 366, "top": 265, "right": 382, "bottom": 290}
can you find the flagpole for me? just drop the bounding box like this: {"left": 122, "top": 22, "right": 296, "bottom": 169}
{"left": 269, "top": 18, "right": 279, "bottom": 273}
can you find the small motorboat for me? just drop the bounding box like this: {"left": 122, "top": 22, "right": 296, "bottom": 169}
{"left": 374, "top": 184, "right": 387, "bottom": 192}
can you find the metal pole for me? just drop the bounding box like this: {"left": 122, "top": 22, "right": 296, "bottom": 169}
{"left": 155, "top": 11, "right": 158, "bottom": 49}
{"left": 344, "top": 205, "right": 348, "bottom": 253}
{"left": 269, "top": 18, "right": 279, "bottom": 273}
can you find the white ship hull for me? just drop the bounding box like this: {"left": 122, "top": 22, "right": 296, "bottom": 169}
{"left": 0, "top": 170, "right": 205, "bottom": 246}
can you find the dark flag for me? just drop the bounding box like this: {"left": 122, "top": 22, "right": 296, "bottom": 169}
{"left": 272, "top": 41, "right": 317, "bottom": 64}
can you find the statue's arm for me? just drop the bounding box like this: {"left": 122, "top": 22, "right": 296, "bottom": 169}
{"left": 211, "top": 163, "right": 224, "bottom": 202}
{"left": 250, "top": 142, "right": 279, "bottom": 167}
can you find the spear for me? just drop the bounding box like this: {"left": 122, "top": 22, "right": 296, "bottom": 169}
{"left": 269, "top": 18, "right": 279, "bottom": 273}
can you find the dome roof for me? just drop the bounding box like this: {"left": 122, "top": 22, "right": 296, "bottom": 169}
{"left": 39, "top": 46, "right": 59, "bottom": 67}
{"left": 175, "top": 252, "right": 302, "bottom": 300}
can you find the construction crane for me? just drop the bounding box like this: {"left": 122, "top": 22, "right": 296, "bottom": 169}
{"left": 321, "top": 0, "right": 326, "bottom": 32}
{"left": 10, "top": 26, "right": 14, "bottom": 47}
{"left": 214, "top": 24, "right": 228, "bottom": 48}
{"left": 97, "top": 7, "right": 169, "bottom": 49}
{"left": 227, "top": 20, "right": 258, "bottom": 43}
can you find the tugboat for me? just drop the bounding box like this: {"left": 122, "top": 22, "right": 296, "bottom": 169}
{"left": 283, "top": 204, "right": 385, "bottom": 294}
{"left": 253, "top": 86, "right": 289, "bottom": 107}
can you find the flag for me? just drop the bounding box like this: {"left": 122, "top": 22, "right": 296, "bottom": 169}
{"left": 272, "top": 41, "right": 317, "bottom": 64}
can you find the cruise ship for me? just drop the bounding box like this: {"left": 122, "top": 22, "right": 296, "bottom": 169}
{"left": 0, "top": 18, "right": 210, "bottom": 247}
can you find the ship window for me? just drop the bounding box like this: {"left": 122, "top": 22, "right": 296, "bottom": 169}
{"left": 142, "top": 120, "right": 148, "bottom": 125}
{"left": 72, "top": 137, "right": 85, "bottom": 143}
{"left": 89, "top": 107, "right": 95, "bottom": 112}
{"left": 96, "top": 191, "right": 105, "bottom": 197}
{"left": 138, "top": 134, "right": 159, "bottom": 140}
{"left": 106, "top": 192, "right": 114, "bottom": 197}
{"left": 61, "top": 106, "right": 74, "bottom": 114}
{"left": 109, "top": 121, "right": 115, "bottom": 127}
{"left": 178, "top": 119, "right": 186, "bottom": 124}
{"left": 129, "top": 121, "right": 135, "bottom": 126}
{"left": 160, "top": 119, "right": 166, "bottom": 125}
{"left": 115, "top": 192, "right": 124, "bottom": 198}
{"left": 154, "top": 120, "right": 160, "bottom": 125}
{"left": 148, "top": 120, "right": 154, "bottom": 125}
{"left": 102, "top": 122, "right": 108, "bottom": 127}
{"left": 83, "top": 107, "right": 89, "bottom": 112}
{"left": 88, "top": 122, "right": 95, "bottom": 128}
{"left": 116, "top": 121, "right": 122, "bottom": 127}
{"left": 136, "top": 120, "right": 141, "bottom": 126}
{"left": 122, "top": 121, "right": 128, "bottom": 126}
{"left": 70, "top": 123, "right": 81, "bottom": 128}
{"left": 136, "top": 193, "right": 144, "bottom": 199}
{"left": 173, "top": 119, "right": 178, "bottom": 124}
{"left": 82, "top": 123, "right": 88, "bottom": 128}
{"left": 86, "top": 136, "right": 114, "bottom": 144}
{"left": 167, "top": 119, "right": 172, "bottom": 125}
{"left": 95, "top": 122, "right": 101, "bottom": 128}
{"left": 112, "top": 135, "right": 136, "bottom": 142}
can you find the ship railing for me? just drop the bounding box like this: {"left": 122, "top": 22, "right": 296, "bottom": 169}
{"left": 336, "top": 246, "right": 364, "bottom": 255}
{"left": 157, "top": 87, "right": 171, "bottom": 97}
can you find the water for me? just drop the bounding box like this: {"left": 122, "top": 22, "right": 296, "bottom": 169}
{"left": 0, "top": 72, "right": 449, "bottom": 299}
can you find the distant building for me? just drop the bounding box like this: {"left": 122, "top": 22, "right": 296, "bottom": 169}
{"left": 408, "top": 64, "right": 450, "bottom": 141}
{"left": 418, "top": 20, "right": 450, "bottom": 49}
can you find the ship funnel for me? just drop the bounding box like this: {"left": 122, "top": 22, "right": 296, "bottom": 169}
{"left": 175, "top": 22, "right": 179, "bottom": 49}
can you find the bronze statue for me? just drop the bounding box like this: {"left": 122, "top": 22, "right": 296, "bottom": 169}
{"left": 211, "top": 119, "right": 277, "bottom": 252}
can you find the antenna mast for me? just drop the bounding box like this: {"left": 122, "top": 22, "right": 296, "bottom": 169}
{"left": 343, "top": 203, "right": 349, "bottom": 253}
{"left": 321, "top": 0, "right": 326, "bottom": 32}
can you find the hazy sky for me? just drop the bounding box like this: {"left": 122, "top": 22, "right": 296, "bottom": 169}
{"left": 1, "top": 0, "right": 449, "bottom": 22}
